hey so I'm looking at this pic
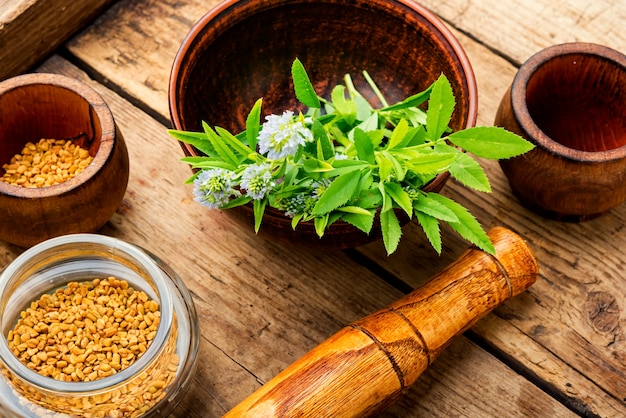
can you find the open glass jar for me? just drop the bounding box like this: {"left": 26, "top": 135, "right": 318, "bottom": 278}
{"left": 0, "top": 234, "right": 199, "bottom": 417}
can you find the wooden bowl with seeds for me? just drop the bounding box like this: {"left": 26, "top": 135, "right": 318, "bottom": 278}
{"left": 0, "top": 73, "right": 129, "bottom": 247}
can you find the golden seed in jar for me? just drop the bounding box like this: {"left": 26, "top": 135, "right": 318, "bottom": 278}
{"left": 0, "top": 138, "right": 93, "bottom": 188}
{"left": 7, "top": 277, "right": 160, "bottom": 383}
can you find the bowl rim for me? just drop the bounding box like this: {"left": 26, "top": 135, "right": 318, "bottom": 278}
{"left": 510, "top": 41, "right": 626, "bottom": 163}
{"left": 0, "top": 73, "right": 117, "bottom": 198}
{"left": 168, "top": 0, "right": 478, "bottom": 141}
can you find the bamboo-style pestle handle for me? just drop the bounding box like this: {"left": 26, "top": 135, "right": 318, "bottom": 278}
{"left": 224, "top": 226, "right": 538, "bottom": 417}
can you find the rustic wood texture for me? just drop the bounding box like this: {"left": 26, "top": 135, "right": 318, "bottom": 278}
{"left": 224, "top": 227, "right": 538, "bottom": 417}
{"left": 22, "top": 55, "right": 574, "bottom": 417}
{"left": 0, "top": 0, "right": 117, "bottom": 81}
{"left": 0, "top": 0, "right": 621, "bottom": 416}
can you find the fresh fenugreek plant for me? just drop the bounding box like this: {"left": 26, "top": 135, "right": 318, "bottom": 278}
{"left": 169, "top": 59, "right": 534, "bottom": 255}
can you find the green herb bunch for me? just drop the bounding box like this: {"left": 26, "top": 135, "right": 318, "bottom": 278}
{"left": 169, "top": 59, "right": 533, "bottom": 255}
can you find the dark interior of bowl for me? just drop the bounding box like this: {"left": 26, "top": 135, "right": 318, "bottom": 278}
{"left": 525, "top": 53, "right": 626, "bottom": 153}
{"left": 171, "top": 0, "right": 475, "bottom": 139}
{"left": 0, "top": 83, "right": 101, "bottom": 176}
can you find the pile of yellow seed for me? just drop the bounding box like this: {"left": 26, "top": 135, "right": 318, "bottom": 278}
{"left": 8, "top": 277, "right": 160, "bottom": 383}
{"left": 1, "top": 138, "right": 93, "bottom": 188}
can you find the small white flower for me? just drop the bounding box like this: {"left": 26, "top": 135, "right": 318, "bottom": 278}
{"left": 311, "top": 179, "right": 332, "bottom": 199}
{"left": 240, "top": 163, "right": 275, "bottom": 200}
{"left": 193, "top": 169, "right": 240, "bottom": 209}
{"left": 257, "top": 111, "right": 314, "bottom": 159}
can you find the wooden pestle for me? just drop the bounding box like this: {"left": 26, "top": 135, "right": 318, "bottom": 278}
{"left": 224, "top": 226, "right": 538, "bottom": 417}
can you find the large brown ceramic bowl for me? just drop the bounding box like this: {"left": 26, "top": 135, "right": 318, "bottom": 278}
{"left": 495, "top": 43, "right": 626, "bottom": 221}
{"left": 169, "top": 0, "right": 477, "bottom": 248}
{"left": 0, "top": 73, "right": 129, "bottom": 248}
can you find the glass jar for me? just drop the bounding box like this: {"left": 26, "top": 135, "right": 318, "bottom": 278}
{"left": 0, "top": 234, "right": 199, "bottom": 417}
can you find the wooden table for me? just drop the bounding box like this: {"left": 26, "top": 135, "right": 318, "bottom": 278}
{"left": 2, "top": 0, "right": 626, "bottom": 416}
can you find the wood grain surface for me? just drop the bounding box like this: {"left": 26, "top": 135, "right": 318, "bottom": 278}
{"left": 0, "top": 0, "right": 624, "bottom": 416}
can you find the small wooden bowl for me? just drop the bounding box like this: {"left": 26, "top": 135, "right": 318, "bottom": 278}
{"left": 169, "top": 0, "right": 478, "bottom": 248}
{"left": 495, "top": 43, "right": 626, "bottom": 221}
{"left": 0, "top": 73, "right": 129, "bottom": 247}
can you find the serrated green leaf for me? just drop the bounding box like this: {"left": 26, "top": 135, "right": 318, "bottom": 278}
{"left": 375, "top": 151, "right": 394, "bottom": 181}
{"left": 380, "top": 85, "right": 433, "bottom": 112}
{"left": 292, "top": 58, "right": 321, "bottom": 109}
{"left": 245, "top": 98, "right": 262, "bottom": 151}
{"left": 253, "top": 199, "right": 267, "bottom": 233}
{"left": 387, "top": 118, "right": 409, "bottom": 150}
{"left": 342, "top": 211, "right": 375, "bottom": 234}
{"left": 415, "top": 211, "right": 442, "bottom": 254}
{"left": 414, "top": 193, "right": 458, "bottom": 222}
{"left": 383, "top": 182, "right": 413, "bottom": 217}
{"left": 426, "top": 74, "right": 455, "bottom": 141}
{"left": 447, "top": 126, "right": 535, "bottom": 159}
{"left": 449, "top": 151, "right": 492, "bottom": 192}
{"left": 404, "top": 152, "right": 456, "bottom": 174}
{"left": 353, "top": 128, "right": 376, "bottom": 164}
{"left": 312, "top": 169, "right": 362, "bottom": 215}
{"left": 428, "top": 194, "right": 495, "bottom": 254}
{"left": 168, "top": 129, "right": 216, "bottom": 157}
{"left": 380, "top": 210, "right": 402, "bottom": 255}
{"left": 382, "top": 150, "right": 406, "bottom": 181}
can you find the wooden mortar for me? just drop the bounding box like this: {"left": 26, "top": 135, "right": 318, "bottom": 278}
{"left": 224, "top": 226, "right": 538, "bottom": 417}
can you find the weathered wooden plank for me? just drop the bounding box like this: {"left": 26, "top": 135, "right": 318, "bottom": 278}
{"left": 0, "top": 0, "right": 117, "bottom": 81}
{"left": 417, "top": 0, "right": 626, "bottom": 66}
{"left": 26, "top": 54, "right": 575, "bottom": 417}
{"left": 59, "top": 0, "right": 626, "bottom": 416}
{"left": 359, "top": 21, "right": 626, "bottom": 416}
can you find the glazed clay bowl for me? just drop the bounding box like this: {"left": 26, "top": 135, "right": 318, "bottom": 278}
{"left": 495, "top": 42, "right": 626, "bottom": 221}
{"left": 169, "top": 0, "right": 478, "bottom": 248}
{"left": 0, "top": 73, "right": 129, "bottom": 247}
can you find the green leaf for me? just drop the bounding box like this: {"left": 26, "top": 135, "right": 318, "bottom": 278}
{"left": 314, "top": 215, "right": 329, "bottom": 237}
{"left": 180, "top": 157, "right": 237, "bottom": 171}
{"left": 221, "top": 196, "right": 253, "bottom": 209}
{"left": 380, "top": 85, "right": 433, "bottom": 112}
{"left": 312, "top": 169, "right": 362, "bottom": 215}
{"left": 202, "top": 122, "right": 239, "bottom": 167}
{"left": 449, "top": 151, "right": 492, "bottom": 192}
{"left": 353, "top": 128, "right": 376, "bottom": 164}
{"left": 415, "top": 211, "right": 442, "bottom": 254}
{"left": 245, "top": 98, "right": 263, "bottom": 151}
{"left": 292, "top": 58, "right": 321, "bottom": 108}
{"left": 253, "top": 199, "right": 267, "bottom": 233}
{"left": 428, "top": 194, "right": 495, "bottom": 254}
{"left": 341, "top": 211, "right": 375, "bottom": 234}
{"left": 312, "top": 119, "right": 334, "bottom": 160}
{"left": 387, "top": 118, "right": 410, "bottom": 150}
{"left": 382, "top": 150, "right": 406, "bottom": 181}
{"left": 168, "top": 129, "right": 215, "bottom": 157}
{"left": 404, "top": 152, "right": 456, "bottom": 174}
{"left": 383, "top": 182, "right": 413, "bottom": 217}
{"left": 414, "top": 193, "right": 458, "bottom": 222}
{"left": 303, "top": 158, "right": 334, "bottom": 173}
{"left": 380, "top": 210, "right": 402, "bottom": 255}
{"left": 447, "top": 126, "right": 535, "bottom": 159}
{"left": 426, "top": 74, "right": 455, "bottom": 141}
{"left": 331, "top": 85, "right": 357, "bottom": 123}
{"left": 215, "top": 126, "right": 254, "bottom": 159}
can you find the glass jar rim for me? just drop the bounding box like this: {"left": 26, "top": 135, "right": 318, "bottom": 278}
{"left": 0, "top": 233, "right": 174, "bottom": 393}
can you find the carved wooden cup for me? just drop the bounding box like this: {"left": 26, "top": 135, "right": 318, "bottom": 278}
{"left": 0, "top": 73, "right": 129, "bottom": 247}
{"left": 495, "top": 42, "right": 626, "bottom": 221}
